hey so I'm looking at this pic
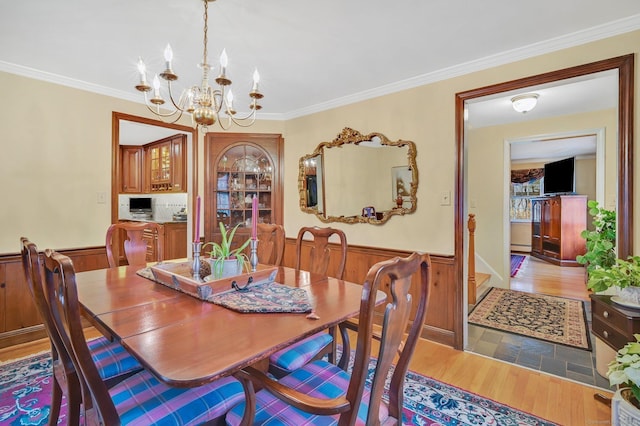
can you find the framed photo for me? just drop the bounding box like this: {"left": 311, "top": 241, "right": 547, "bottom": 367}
{"left": 391, "top": 166, "right": 412, "bottom": 201}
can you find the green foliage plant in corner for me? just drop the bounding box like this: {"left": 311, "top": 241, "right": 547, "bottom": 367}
{"left": 576, "top": 200, "right": 616, "bottom": 276}
{"left": 586, "top": 256, "right": 640, "bottom": 293}
{"left": 203, "top": 222, "right": 251, "bottom": 278}
{"left": 608, "top": 333, "right": 640, "bottom": 404}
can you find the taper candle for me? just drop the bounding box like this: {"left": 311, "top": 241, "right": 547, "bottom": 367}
{"left": 195, "top": 196, "right": 201, "bottom": 243}
{"left": 252, "top": 195, "right": 258, "bottom": 240}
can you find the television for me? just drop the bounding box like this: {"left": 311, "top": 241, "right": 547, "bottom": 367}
{"left": 129, "top": 197, "right": 152, "bottom": 213}
{"left": 543, "top": 157, "right": 575, "bottom": 195}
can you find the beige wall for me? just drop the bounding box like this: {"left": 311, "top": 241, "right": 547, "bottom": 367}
{"left": 0, "top": 71, "right": 283, "bottom": 253}
{"left": 1, "top": 29, "right": 639, "bottom": 260}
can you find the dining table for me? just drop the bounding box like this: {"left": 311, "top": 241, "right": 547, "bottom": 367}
{"left": 75, "top": 261, "right": 382, "bottom": 389}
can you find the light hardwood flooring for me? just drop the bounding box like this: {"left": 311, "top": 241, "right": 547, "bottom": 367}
{"left": 1, "top": 263, "right": 611, "bottom": 425}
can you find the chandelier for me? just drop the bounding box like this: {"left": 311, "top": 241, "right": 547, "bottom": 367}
{"left": 134, "top": 0, "right": 263, "bottom": 130}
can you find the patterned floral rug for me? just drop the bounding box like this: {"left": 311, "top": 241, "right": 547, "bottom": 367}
{"left": 0, "top": 349, "right": 556, "bottom": 425}
{"left": 468, "top": 287, "right": 591, "bottom": 350}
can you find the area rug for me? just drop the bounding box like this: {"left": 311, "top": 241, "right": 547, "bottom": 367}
{"left": 468, "top": 287, "right": 591, "bottom": 350}
{"left": 0, "top": 350, "right": 556, "bottom": 425}
{"left": 510, "top": 254, "right": 526, "bottom": 277}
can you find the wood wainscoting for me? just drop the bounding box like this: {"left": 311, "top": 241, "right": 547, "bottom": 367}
{"left": 2, "top": 242, "right": 456, "bottom": 349}
{"left": 283, "top": 239, "right": 456, "bottom": 347}
{"left": 0, "top": 246, "right": 109, "bottom": 349}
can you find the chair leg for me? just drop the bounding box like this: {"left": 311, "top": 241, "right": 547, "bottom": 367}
{"left": 65, "top": 374, "right": 82, "bottom": 426}
{"left": 47, "top": 379, "right": 62, "bottom": 426}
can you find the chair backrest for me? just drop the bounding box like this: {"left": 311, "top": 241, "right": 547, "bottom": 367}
{"left": 255, "top": 223, "right": 285, "bottom": 266}
{"left": 20, "top": 237, "right": 78, "bottom": 377}
{"left": 343, "top": 252, "right": 431, "bottom": 424}
{"left": 295, "top": 226, "right": 347, "bottom": 279}
{"left": 43, "top": 249, "right": 120, "bottom": 425}
{"left": 105, "top": 221, "right": 164, "bottom": 267}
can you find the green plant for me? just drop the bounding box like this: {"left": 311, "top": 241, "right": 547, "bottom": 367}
{"left": 203, "top": 222, "right": 251, "bottom": 278}
{"left": 576, "top": 200, "right": 616, "bottom": 275}
{"left": 608, "top": 334, "right": 640, "bottom": 402}
{"left": 586, "top": 256, "right": 640, "bottom": 292}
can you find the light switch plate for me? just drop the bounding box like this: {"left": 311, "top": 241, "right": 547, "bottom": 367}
{"left": 97, "top": 192, "right": 107, "bottom": 204}
{"left": 440, "top": 191, "right": 451, "bottom": 206}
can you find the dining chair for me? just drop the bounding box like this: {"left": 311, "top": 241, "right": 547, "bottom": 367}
{"left": 255, "top": 222, "right": 285, "bottom": 266}
{"left": 268, "top": 226, "right": 348, "bottom": 378}
{"left": 105, "top": 221, "right": 164, "bottom": 267}
{"left": 41, "top": 248, "right": 250, "bottom": 425}
{"left": 227, "top": 251, "right": 431, "bottom": 425}
{"left": 20, "top": 237, "right": 143, "bottom": 426}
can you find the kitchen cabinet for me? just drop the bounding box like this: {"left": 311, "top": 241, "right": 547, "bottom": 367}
{"left": 530, "top": 195, "right": 587, "bottom": 266}
{"left": 119, "top": 135, "right": 186, "bottom": 194}
{"left": 120, "top": 145, "right": 144, "bottom": 193}
{"left": 204, "top": 133, "right": 284, "bottom": 249}
{"left": 136, "top": 221, "right": 187, "bottom": 261}
{"left": 146, "top": 134, "right": 186, "bottom": 192}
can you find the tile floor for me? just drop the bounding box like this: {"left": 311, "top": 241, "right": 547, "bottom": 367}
{"left": 467, "top": 300, "right": 612, "bottom": 390}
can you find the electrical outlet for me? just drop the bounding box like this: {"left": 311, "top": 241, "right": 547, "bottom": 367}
{"left": 440, "top": 191, "right": 451, "bottom": 206}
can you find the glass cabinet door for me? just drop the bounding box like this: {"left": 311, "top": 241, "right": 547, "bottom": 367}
{"left": 214, "top": 145, "right": 274, "bottom": 231}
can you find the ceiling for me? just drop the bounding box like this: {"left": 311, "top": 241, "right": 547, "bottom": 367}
{"left": 1, "top": 0, "right": 640, "bottom": 124}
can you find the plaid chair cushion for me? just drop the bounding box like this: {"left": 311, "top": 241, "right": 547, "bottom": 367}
{"left": 226, "top": 360, "right": 389, "bottom": 425}
{"left": 269, "top": 332, "right": 333, "bottom": 372}
{"left": 88, "top": 336, "right": 143, "bottom": 381}
{"left": 112, "top": 371, "right": 244, "bottom": 425}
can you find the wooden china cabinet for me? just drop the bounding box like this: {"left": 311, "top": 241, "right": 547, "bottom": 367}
{"left": 204, "top": 133, "right": 284, "bottom": 250}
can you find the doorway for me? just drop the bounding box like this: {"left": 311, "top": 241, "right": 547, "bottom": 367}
{"left": 455, "top": 55, "right": 634, "bottom": 354}
{"left": 111, "top": 112, "right": 199, "bottom": 248}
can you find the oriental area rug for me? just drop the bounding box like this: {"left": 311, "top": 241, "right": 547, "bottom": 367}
{"left": 0, "top": 350, "right": 556, "bottom": 426}
{"left": 469, "top": 287, "right": 591, "bottom": 350}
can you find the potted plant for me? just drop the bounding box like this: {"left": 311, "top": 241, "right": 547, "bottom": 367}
{"left": 608, "top": 334, "right": 640, "bottom": 420}
{"left": 203, "top": 222, "right": 251, "bottom": 279}
{"left": 576, "top": 200, "right": 616, "bottom": 275}
{"left": 586, "top": 256, "right": 640, "bottom": 302}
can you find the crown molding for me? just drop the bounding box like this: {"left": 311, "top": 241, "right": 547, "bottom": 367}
{"left": 2, "top": 14, "right": 640, "bottom": 122}
{"left": 282, "top": 14, "right": 640, "bottom": 120}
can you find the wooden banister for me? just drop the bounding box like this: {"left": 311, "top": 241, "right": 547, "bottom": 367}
{"left": 468, "top": 214, "right": 477, "bottom": 304}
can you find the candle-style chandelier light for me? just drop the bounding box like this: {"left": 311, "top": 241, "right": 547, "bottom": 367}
{"left": 134, "top": 0, "right": 263, "bottom": 130}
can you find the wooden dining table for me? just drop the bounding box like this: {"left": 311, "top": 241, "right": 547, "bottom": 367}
{"left": 76, "top": 261, "right": 379, "bottom": 388}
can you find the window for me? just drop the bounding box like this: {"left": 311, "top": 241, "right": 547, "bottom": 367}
{"left": 510, "top": 168, "right": 543, "bottom": 221}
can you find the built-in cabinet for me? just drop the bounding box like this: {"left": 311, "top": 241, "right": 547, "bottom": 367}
{"left": 531, "top": 195, "right": 587, "bottom": 266}
{"left": 204, "top": 133, "right": 284, "bottom": 248}
{"left": 119, "top": 134, "right": 187, "bottom": 194}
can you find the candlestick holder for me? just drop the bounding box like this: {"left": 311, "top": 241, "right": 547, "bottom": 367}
{"left": 192, "top": 241, "right": 202, "bottom": 279}
{"left": 250, "top": 239, "right": 259, "bottom": 272}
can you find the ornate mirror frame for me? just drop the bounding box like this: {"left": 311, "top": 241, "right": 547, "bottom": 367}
{"left": 298, "top": 127, "right": 418, "bottom": 224}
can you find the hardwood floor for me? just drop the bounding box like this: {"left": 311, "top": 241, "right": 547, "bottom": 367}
{"left": 510, "top": 254, "right": 589, "bottom": 302}
{"left": 1, "top": 264, "right": 610, "bottom": 425}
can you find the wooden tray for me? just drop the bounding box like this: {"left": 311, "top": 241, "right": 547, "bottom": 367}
{"left": 150, "top": 261, "right": 278, "bottom": 301}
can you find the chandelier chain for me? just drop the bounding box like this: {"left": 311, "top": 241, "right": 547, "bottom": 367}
{"left": 203, "top": 0, "right": 209, "bottom": 66}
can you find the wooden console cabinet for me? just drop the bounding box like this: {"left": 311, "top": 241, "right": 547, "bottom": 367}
{"left": 591, "top": 295, "right": 640, "bottom": 351}
{"left": 530, "top": 195, "right": 587, "bottom": 266}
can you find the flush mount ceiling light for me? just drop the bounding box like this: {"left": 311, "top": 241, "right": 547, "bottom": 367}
{"left": 511, "top": 93, "right": 539, "bottom": 113}
{"left": 134, "top": 0, "right": 263, "bottom": 131}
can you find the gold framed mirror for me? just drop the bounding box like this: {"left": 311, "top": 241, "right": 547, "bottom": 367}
{"left": 299, "top": 127, "right": 418, "bottom": 224}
